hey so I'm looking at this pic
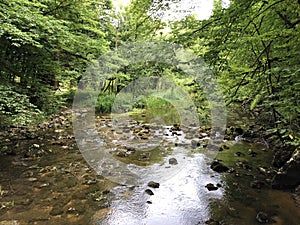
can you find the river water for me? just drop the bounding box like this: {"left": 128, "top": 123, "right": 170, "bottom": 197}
{"left": 0, "top": 112, "right": 300, "bottom": 225}
{"left": 98, "top": 154, "right": 223, "bottom": 225}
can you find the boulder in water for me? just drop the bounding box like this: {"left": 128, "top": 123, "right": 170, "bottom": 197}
{"left": 148, "top": 181, "right": 160, "bottom": 188}
{"left": 169, "top": 157, "right": 178, "bottom": 165}
{"left": 145, "top": 189, "right": 154, "bottom": 195}
{"left": 205, "top": 183, "right": 218, "bottom": 191}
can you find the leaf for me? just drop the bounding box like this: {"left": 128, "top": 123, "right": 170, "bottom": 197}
{"left": 250, "top": 94, "right": 261, "bottom": 110}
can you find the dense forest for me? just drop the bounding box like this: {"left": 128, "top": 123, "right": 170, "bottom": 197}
{"left": 1, "top": 0, "right": 299, "bottom": 145}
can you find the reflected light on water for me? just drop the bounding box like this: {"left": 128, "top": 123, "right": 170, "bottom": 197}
{"left": 97, "top": 154, "right": 223, "bottom": 225}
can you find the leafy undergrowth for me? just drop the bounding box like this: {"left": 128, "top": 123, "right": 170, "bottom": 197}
{"left": 0, "top": 85, "right": 44, "bottom": 128}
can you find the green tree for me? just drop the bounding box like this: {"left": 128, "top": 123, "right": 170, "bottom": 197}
{"left": 192, "top": 0, "right": 300, "bottom": 143}
{"left": 0, "top": 0, "right": 113, "bottom": 125}
{"left": 0, "top": 0, "right": 112, "bottom": 108}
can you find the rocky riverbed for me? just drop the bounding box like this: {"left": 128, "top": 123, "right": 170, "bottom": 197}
{"left": 0, "top": 109, "right": 299, "bottom": 224}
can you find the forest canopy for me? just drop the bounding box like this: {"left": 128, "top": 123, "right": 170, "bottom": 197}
{"left": 0, "top": 0, "right": 299, "bottom": 147}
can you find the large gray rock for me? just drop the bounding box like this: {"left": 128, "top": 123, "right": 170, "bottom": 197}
{"left": 272, "top": 147, "right": 300, "bottom": 189}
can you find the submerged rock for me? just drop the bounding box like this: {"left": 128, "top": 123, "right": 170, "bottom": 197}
{"left": 210, "top": 160, "right": 229, "bottom": 173}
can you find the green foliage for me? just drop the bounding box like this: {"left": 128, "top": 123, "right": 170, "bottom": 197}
{"left": 250, "top": 94, "right": 262, "bottom": 110}
{"left": 96, "top": 94, "right": 116, "bottom": 113}
{"left": 267, "top": 127, "right": 300, "bottom": 148}
{"left": 117, "top": 0, "right": 166, "bottom": 43}
{"left": 144, "top": 96, "right": 173, "bottom": 109}
{"left": 162, "top": 0, "right": 300, "bottom": 143}
{"left": 0, "top": 85, "right": 44, "bottom": 127}
{"left": 0, "top": 0, "right": 113, "bottom": 116}
{"left": 27, "top": 85, "right": 62, "bottom": 115}
{"left": 1, "top": 0, "right": 298, "bottom": 149}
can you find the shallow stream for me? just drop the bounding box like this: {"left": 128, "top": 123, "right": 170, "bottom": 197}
{"left": 0, "top": 111, "right": 299, "bottom": 225}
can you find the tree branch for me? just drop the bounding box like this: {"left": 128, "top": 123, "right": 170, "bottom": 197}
{"left": 192, "top": 17, "right": 222, "bottom": 34}
{"left": 276, "top": 11, "right": 300, "bottom": 28}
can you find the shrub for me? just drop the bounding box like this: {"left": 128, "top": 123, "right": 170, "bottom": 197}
{"left": 0, "top": 85, "right": 44, "bottom": 127}
{"left": 96, "top": 94, "right": 115, "bottom": 113}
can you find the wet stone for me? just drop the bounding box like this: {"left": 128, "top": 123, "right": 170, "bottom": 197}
{"left": 147, "top": 181, "right": 160, "bottom": 188}
{"left": 39, "top": 183, "right": 49, "bottom": 188}
{"left": 27, "top": 177, "right": 38, "bottom": 182}
{"left": 169, "top": 158, "right": 178, "bottom": 165}
{"left": 145, "top": 189, "right": 154, "bottom": 195}
{"left": 205, "top": 183, "right": 218, "bottom": 191}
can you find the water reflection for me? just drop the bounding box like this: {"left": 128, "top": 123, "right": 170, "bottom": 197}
{"left": 98, "top": 154, "right": 223, "bottom": 225}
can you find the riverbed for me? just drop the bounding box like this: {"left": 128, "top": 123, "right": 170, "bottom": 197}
{"left": 0, "top": 111, "right": 299, "bottom": 225}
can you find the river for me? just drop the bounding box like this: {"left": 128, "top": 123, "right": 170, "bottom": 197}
{"left": 0, "top": 111, "right": 299, "bottom": 224}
